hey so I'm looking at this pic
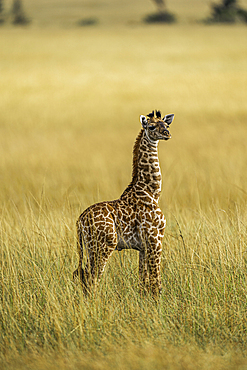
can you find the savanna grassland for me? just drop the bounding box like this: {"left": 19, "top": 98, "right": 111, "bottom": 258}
{"left": 1, "top": 0, "right": 247, "bottom": 369}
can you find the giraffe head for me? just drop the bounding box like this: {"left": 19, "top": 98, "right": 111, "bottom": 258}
{"left": 140, "top": 110, "right": 174, "bottom": 143}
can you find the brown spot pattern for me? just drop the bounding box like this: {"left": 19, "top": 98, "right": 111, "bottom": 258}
{"left": 73, "top": 111, "right": 174, "bottom": 299}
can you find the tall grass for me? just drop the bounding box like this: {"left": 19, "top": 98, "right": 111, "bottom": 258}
{"left": 1, "top": 195, "right": 247, "bottom": 368}
{"left": 0, "top": 20, "right": 247, "bottom": 369}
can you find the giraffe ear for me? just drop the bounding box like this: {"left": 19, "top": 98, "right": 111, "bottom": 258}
{"left": 140, "top": 115, "right": 148, "bottom": 129}
{"left": 163, "top": 114, "right": 175, "bottom": 126}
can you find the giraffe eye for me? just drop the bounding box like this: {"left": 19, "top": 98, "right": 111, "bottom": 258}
{"left": 149, "top": 125, "right": 156, "bottom": 131}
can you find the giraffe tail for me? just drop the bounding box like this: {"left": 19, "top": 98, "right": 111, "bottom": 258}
{"left": 73, "top": 220, "right": 85, "bottom": 282}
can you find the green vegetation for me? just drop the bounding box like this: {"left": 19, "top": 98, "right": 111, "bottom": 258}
{"left": 143, "top": 11, "right": 176, "bottom": 24}
{"left": 11, "top": 0, "right": 30, "bottom": 25}
{"left": 77, "top": 17, "right": 98, "bottom": 27}
{"left": 0, "top": 0, "right": 4, "bottom": 23}
{"left": 206, "top": 0, "right": 247, "bottom": 23}
{"left": 0, "top": 1, "right": 247, "bottom": 369}
{"left": 143, "top": 0, "right": 176, "bottom": 24}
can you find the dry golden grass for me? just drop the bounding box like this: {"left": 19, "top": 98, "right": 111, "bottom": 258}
{"left": 1, "top": 2, "right": 247, "bottom": 368}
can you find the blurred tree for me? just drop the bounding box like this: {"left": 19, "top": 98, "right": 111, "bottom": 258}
{"left": 144, "top": 0, "right": 176, "bottom": 23}
{"left": 207, "top": 0, "right": 247, "bottom": 23}
{"left": 152, "top": 0, "right": 166, "bottom": 12}
{"left": 0, "top": 0, "right": 4, "bottom": 24}
{"left": 11, "top": 0, "right": 30, "bottom": 25}
{"left": 77, "top": 17, "right": 98, "bottom": 27}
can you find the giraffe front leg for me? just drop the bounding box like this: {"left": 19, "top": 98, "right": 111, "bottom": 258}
{"left": 139, "top": 226, "right": 163, "bottom": 298}
{"left": 147, "top": 238, "right": 162, "bottom": 299}
{"left": 139, "top": 250, "right": 149, "bottom": 293}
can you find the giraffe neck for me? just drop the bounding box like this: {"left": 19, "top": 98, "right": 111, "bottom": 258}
{"left": 121, "top": 129, "right": 162, "bottom": 201}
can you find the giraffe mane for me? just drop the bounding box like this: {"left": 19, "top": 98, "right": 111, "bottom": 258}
{"left": 120, "top": 128, "right": 144, "bottom": 198}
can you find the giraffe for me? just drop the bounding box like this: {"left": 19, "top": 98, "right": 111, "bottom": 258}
{"left": 73, "top": 110, "right": 175, "bottom": 298}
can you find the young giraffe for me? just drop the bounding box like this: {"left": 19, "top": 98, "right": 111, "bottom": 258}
{"left": 73, "top": 110, "right": 175, "bottom": 298}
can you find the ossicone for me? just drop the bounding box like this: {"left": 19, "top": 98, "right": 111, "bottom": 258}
{"left": 156, "top": 110, "right": 161, "bottom": 119}
{"left": 140, "top": 110, "right": 175, "bottom": 128}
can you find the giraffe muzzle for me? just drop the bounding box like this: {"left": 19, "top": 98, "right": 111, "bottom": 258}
{"left": 163, "top": 131, "right": 172, "bottom": 140}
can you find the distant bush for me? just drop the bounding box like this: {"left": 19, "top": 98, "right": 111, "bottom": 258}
{"left": 12, "top": 0, "right": 30, "bottom": 25}
{"left": 144, "top": 0, "right": 176, "bottom": 24}
{"left": 12, "top": 13, "right": 30, "bottom": 25}
{"left": 0, "top": 0, "right": 4, "bottom": 24}
{"left": 238, "top": 8, "right": 247, "bottom": 22}
{"left": 77, "top": 17, "right": 98, "bottom": 27}
{"left": 143, "top": 11, "right": 176, "bottom": 24}
{"left": 205, "top": 0, "right": 247, "bottom": 23}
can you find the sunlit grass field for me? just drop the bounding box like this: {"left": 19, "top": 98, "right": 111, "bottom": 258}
{"left": 1, "top": 1, "right": 247, "bottom": 368}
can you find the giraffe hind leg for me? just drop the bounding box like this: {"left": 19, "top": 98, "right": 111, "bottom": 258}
{"left": 82, "top": 223, "right": 118, "bottom": 294}
{"left": 75, "top": 209, "right": 118, "bottom": 294}
{"left": 80, "top": 242, "right": 116, "bottom": 295}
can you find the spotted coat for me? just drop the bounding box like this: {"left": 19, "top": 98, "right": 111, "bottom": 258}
{"left": 73, "top": 110, "right": 175, "bottom": 298}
